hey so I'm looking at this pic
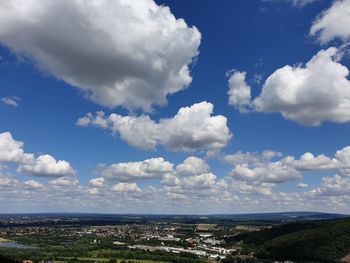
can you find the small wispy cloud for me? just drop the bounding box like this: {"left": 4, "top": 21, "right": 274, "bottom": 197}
{"left": 261, "top": 0, "right": 318, "bottom": 8}
{"left": 290, "top": 0, "right": 318, "bottom": 7}
{"left": 1, "top": 96, "right": 21, "bottom": 107}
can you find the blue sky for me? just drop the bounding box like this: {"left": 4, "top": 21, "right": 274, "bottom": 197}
{"left": 1, "top": 0, "right": 350, "bottom": 214}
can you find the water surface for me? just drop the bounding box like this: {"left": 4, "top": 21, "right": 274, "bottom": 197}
{"left": 0, "top": 242, "right": 35, "bottom": 249}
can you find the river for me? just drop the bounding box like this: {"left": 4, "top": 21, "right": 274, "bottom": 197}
{"left": 0, "top": 242, "right": 35, "bottom": 249}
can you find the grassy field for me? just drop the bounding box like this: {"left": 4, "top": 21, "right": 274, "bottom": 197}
{"left": 61, "top": 257, "right": 170, "bottom": 263}
{"left": 196, "top": 224, "right": 216, "bottom": 231}
{"left": 115, "top": 259, "right": 169, "bottom": 263}
{"left": 0, "top": 238, "right": 11, "bottom": 243}
{"left": 77, "top": 258, "right": 109, "bottom": 262}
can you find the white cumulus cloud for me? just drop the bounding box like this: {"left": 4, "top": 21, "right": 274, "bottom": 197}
{"left": 162, "top": 173, "right": 217, "bottom": 190}
{"left": 89, "top": 177, "right": 105, "bottom": 188}
{"left": 18, "top": 154, "right": 75, "bottom": 177}
{"left": 0, "top": 132, "right": 76, "bottom": 177}
{"left": 0, "top": 0, "right": 200, "bottom": 110}
{"left": 232, "top": 48, "right": 350, "bottom": 126}
{"left": 0, "top": 175, "right": 18, "bottom": 187}
{"left": 24, "top": 180, "right": 44, "bottom": 190}
{"left": 175, "top": 156, "right": 210, "bottom": 175}
{"left": 179, "top": 173, "right": 217, "bottom": 189}
{"left": 308, "top": 174, "right": 350, "bottom": 197}
{"left": 78, "top": 102, "right": 232, "bottom": 151}
{"left": 97, "top": 158, "right": 174, "bottom": 182}
{"left": 224, "top": 146, "right": 350, "bottom": 186}
{"left": 0, "top": 132, "right": 33, "bottom": 163}
{"left": 254, "top": 48, "right": 350, "bottom": 125}
{"left": 297, "top": 183, "right": 308, "bottom": 188}
{"left": 227, "top": 71, "right": 252, "bottom": 112}
{"left": 111, "top": 182, "right": 142, "bottom": 193}
{"left": 232, "top": 162, "right": 302, "bottom": 183}
{"left": 310, "top": 0, "right": 350, "bottom": 44}
{"left": 49, "top": 177, "right": 79, "bottom": 187}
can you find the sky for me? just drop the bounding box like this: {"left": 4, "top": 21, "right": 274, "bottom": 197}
{"left": 1, "top": 0, "right": 350, "bottom": 214}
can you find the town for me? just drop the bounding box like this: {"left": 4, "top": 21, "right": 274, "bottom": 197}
{"left": 1, "top": 213, "right": 349, "bottom": 263}
{"left": 0, "top": 214, "right": 274, "bottom": 263}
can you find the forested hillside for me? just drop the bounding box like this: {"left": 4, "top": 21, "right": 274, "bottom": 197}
{"left": 235, "top": 218, "right": 350, "bottom": 262}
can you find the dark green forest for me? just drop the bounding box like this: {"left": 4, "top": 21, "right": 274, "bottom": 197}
{"left": 233, "top": 218, "right": 350, "bottom": 262}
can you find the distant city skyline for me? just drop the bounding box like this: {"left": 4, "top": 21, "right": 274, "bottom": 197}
{"left": 1, "top": 0, "right": 350, "bottom": 214}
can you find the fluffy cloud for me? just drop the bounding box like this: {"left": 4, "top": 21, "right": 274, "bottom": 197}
{"left": 166, "top": 192, "right": 187, "bottom": 201}
{"left": 3, "top": 152, "right": 350, "bottom": 213}
{"left": 18, "top": 154, "right": 75, "bottom": 177}
{"left": 97, "top": 158, "right": 173, "bottom": 182}
{"left": 283, "top": 146, "right": 350, "bottom": 172}
{"left": 231, "top": 180, "right": 274, "bottom": 196}
{"left": 0, "top": 175, "right": 18, "bottom": 187}
{"left": 322, "top": 175, "right": 350, "bottom": 195}
{"left": 216, "top": 146, "right": 350, "bottom": 193}
{"left": 175, "top": 156, "right": 210, "bottom": 175}
{"left": 310, "top": 0, "right": 350, "bottom": 44}
{"left": 178, "top": 173, "right": 217, "bottom": 189}
{"left": 237, "top": 1, "right": 350, "bottom": 127}
{"left": 232, "top": 162, "right": 301, "bottom": 183}
{"left": 297, "top": 183, "right": 308, "bottom": 188}
{"left": 24, "top": 180, "right": 44, "bottom": 190}
{"left": 95, "top": 155, "right": 218, "bottom": 203}
{"left": 162, "top": 173, "right": 217, "bottom": 189}
{"left": 160, "top": 158, "right": 219, "bottom": 201}
{"left": 227, "top": 71, "right": 251, "bottom": 112}
{"left": 0, "top": 132, "right": 76, "bottom": 177}
{"left": 96, "top": 156, "right": 217, "bottom": 200}
{"left": 78, "top": 102, "right": 232, "bottom": 151}
{"left": 0, "top": 132, "right": 33, "bottom": 163}
{"left": 1, "top": 96, "right": 21, "bottom": 107}
{"left": 308, "top": 174, "right": 350, "bottom": 196}
{"left": 0, "top": 0, "right": 200, "bottom": 110}
{"left": 283, "top": 152, "right": 338, "bottom": 171}
{"left": 88, "top": 188, "right": 100, "bottom": 195}
{"left": 238, "top": 48, "right": 350, "bottom": 126}
{"left": 254, "top": 48, "right": 350, "bottom": 125}
{"left": 77, "top": 112, "right": 109, "bottom": 129}
{"left": 49, "top": 177, "right": 79, "bottom": 187}
{"left": 89, "top": 177, "right": 104, "bottom": 188}
{"left": 335, "top": 146, "right": 350, "bottom": 164}
{"left": 111, "top": 182, "right": 142, "bottom": 193}
{"left": 224, "top": 146, "right": 350, "bottom": 186}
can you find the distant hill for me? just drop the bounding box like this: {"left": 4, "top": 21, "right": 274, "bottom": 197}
{"left": 0, "top": 211, "right": 347, "bottom": 222}
{"left": 234, "top": 218, "right": 350, "bottom": 262}
{"left": 210, "top": 211, "right": 349, "bottom": 221}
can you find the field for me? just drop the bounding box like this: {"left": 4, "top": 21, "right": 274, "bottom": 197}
{"left": 61, "top": 257, "right": 170, "bottom": 263}
{"left": 196, "top": 224, "right": 216, "bottom": 231}
{"left": 0, "top": 238, "right": 11, "bottom": 243}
